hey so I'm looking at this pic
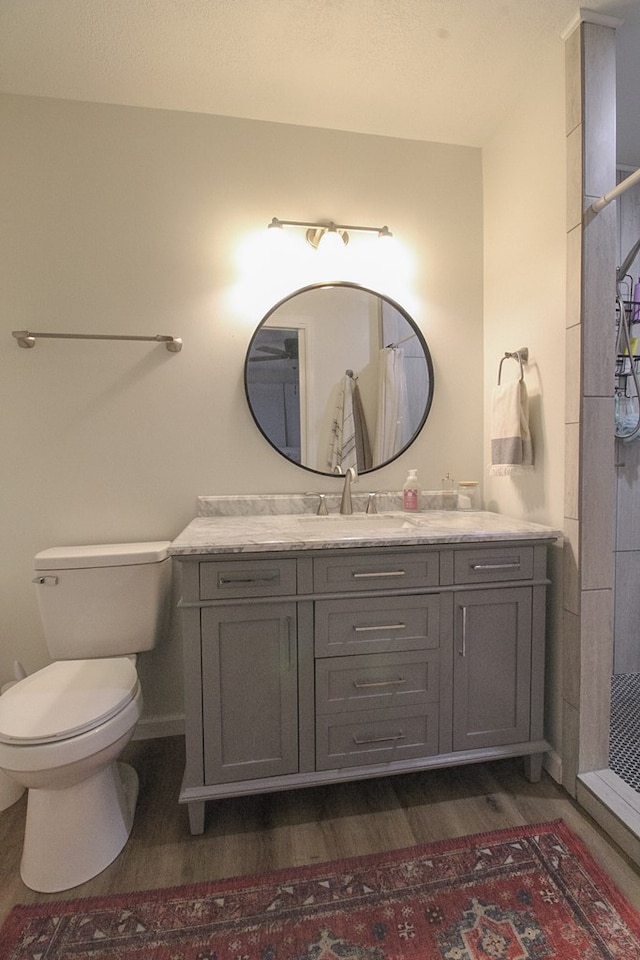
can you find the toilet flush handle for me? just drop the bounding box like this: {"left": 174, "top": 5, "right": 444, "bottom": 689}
{"left": 32, "top": 576, "right": 58, "bottom": 585}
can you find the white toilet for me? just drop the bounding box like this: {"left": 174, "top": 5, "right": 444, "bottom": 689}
{"left": 0, "top": 541, "right": 171, "bottom": 893}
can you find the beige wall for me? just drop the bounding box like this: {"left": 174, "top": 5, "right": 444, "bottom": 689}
{"left": 0, "top": 94, "right": 484, "bottom": 730}
{"left": 482, "top": 39, "right": 568, "bottom": 772}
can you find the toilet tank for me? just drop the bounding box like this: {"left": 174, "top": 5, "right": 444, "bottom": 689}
{"left": 33, "top": 542, "right": 172, "bottom": 660}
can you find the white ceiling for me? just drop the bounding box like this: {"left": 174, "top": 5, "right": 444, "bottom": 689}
{"left": 0, "top": 0, "right": 638, "bottom": 152}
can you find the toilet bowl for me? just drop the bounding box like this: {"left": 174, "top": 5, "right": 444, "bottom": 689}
{"left": 0, "top": 680, "right": 25, "bottom": 811}
{"left": 0, "top": 541, "right": 171, "bottom": 892}
{"left": 0, "top": 768, "right": 24, "bottom": 812}
{"left": 0, "top": 658, "right": 143, "bottom": 892}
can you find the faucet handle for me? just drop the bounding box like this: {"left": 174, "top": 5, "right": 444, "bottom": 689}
{"left": 365, "top": 492, "right": 378, "bottom": 515}
{"left": 316, "top": 494, "right": 328, "bottom": 516}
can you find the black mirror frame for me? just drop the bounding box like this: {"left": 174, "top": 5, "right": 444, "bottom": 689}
{"left": 244, "top": 281, "right": 434, "bottom": 477}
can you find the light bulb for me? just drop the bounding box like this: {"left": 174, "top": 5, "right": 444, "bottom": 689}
{"left": 266, "top": 217, "right": 284, "bottom": 246}
{"left": 318, "top": 227, "right": 347, "bottom": 254}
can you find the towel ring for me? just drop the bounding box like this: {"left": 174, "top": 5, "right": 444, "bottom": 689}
{"left": 498, "top": 348, "right": 529, "bottom": 385}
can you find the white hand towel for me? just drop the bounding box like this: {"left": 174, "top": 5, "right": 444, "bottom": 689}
{"left": 328, "top": 375, "right": 357, "bottom": 473}
{"left": 489, "top": 379, "right": 533, "bottom": 476}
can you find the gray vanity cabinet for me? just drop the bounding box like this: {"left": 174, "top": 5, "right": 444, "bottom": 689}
{"left": 175, "top": 538, "right": 551, "bottom": 835}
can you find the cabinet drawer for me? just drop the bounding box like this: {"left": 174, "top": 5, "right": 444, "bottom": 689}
{"left": 316, "top": 650, "right": 439, "bottom": 714}
{"left": 454, "top": 546, "right": 533, "bottom": 584}
{"left": 316, "top": 704, "right": 439, "bottom": 770}
{"left": 315, "top": 594, "right": 440, "bottom": 656}
{"left": 199, "top": 559, "right": 297, "bottom": 599}
{"left": 313, "top": 551, "right": 438, "bottom": 593}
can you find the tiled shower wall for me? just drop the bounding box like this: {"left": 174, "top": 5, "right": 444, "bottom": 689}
{"left": 563, "top": 18, "right": 616, "bottom": 790}
{"left": 614, "top": 181, "right": 640, "bottom": 675}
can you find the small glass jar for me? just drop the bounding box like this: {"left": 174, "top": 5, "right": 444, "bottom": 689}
{"left": 456, "top": 481, "right": 480, "bottom": 510}
{"left": 441, "top": 473, "right": 456, "bottom": 510}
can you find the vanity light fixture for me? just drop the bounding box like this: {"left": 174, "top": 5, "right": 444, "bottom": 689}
{"left": 267, "top": 217, "right": 393, "bottom": 250}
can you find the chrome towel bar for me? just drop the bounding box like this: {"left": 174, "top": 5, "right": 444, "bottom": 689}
{"left": 12, "top": 330, "right": 183, "bottom": 352}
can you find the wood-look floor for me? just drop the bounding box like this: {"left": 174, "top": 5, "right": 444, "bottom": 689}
{"left": 1, "top": 735, "right": 639, "bottom": 927}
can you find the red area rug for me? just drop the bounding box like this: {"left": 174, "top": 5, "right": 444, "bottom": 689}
{"left": 2, "top": 819, "right": 639, "bottom": 959}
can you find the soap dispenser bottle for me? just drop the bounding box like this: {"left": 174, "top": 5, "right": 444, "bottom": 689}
{"left": 403, "top": 469, "right": 420, "bottom": 511}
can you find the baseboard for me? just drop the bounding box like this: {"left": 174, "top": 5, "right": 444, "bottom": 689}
{"left": 133, "top": 713, "right": 185, "bottom": 740}
{"left": 543, "top": 747, "right": 562, "bottom": 784}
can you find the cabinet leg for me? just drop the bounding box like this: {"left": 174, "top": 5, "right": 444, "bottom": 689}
{"left": 188, "top": 800, "right": 206, "bottom": 835}
{"left": 524, "top": 753, "right": 543, "bottom": 783}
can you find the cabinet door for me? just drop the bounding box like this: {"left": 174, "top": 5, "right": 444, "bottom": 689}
{"left": 201, "top": 602, "right": 298, "bottom": 783}
{"left": 452, "top": 587, "right": 532, "bottom": 750}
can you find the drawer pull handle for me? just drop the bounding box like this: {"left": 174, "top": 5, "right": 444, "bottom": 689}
{"left": 218, "top": 574, "right": 279, "bottom": 585}
{"left": 283, "top": 616, "right": 294, "bottom": 670}
{"left": 352, "top": 570, "right": 406, "bottom": 579}
{"left": 470, "top": 562, "right": 520, "bottom": 571}
{"left": 353, "top": 622, "right": 406, "bottom": 633}
{"left": 353, "top": 677, "right": 407, "bottom": 689}
{"left": 460, "top": 605, "right": 467, "bottom": 657}
{"left": 353, "top": 731, "right": 406, "bottom": 745}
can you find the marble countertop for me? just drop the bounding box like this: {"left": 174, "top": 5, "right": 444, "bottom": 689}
{"left": 169, "top": 509, "right": 560, "bottom": 556}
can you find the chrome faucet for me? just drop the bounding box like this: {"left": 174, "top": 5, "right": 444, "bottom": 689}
{"left": 339, "top": 466, "right": 358, "bottom": 515}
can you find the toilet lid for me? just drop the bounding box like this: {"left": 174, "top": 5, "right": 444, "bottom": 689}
{"left": 0, "top": 658, "right": 139, "bottom": 744}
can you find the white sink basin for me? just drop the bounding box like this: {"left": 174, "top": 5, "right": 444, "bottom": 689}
{"left": 293, "top": 513, "right": 417, "bottom": 538}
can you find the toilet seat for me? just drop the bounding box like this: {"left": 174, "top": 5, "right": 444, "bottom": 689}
{"left": 0, "top": 658, "right": 138, "bottom": 745}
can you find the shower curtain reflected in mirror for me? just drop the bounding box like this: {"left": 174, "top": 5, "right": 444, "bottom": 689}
{"left": 373, "top": 346, "right": 410, "bottom": 464}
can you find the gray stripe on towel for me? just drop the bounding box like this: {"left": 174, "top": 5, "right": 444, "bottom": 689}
{"left": 492, "top": 437, "right": 523, "bottom": 465}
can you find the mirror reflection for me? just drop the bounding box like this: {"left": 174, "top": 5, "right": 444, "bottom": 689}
{"left": 244, "top": 282, "right": 434, "bottom": 476}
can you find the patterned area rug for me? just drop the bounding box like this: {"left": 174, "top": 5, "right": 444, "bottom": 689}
{"left": 2, "top": 820, "right": 639, "bottom": 959}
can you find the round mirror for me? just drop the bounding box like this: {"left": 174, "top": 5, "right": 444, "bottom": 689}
{"left": 244, "top": 282, "right": 434, "bottom": 476}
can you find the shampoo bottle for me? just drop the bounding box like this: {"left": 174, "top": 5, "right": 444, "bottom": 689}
{"left": 403, "top": 469, "right": 420, "bottom": 511}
